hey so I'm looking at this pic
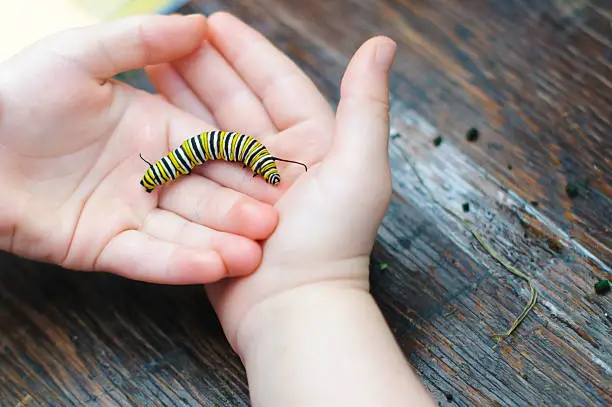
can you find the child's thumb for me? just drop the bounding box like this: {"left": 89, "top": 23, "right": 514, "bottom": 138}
{"left": 42, "top": 14, "right": 207, "bottom": 80}
{"left": 331, "top": 36, "right": 396, "bottom": 169}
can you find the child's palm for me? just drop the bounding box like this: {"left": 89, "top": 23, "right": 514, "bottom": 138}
{"left": 0, "top": 15, "right": 277, "bottom": 284}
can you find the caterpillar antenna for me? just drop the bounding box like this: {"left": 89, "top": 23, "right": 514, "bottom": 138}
{"left": 139, "top": 153, "right": 153, "bottom": 167}
{"left": 272, "top": 157, "right": 308, "bottom": 172}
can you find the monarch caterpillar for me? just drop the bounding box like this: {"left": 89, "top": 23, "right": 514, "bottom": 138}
{"left": 139, "top": 130, "right": 308, "bottom": 193}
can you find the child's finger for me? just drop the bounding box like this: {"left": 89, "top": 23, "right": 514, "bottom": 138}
{"left": 158, "top": 174, "right": 278, "bottom": 241}
{"left": 95, "top": 213, "right": 262, "bottom": 285}
{"left": 94, "top": 230, "right": 226, "bottom": 284}
{"left": 146, "top": 63, "right": 218, "bottom": 126}
{"left": 170, "top": 40, "right": 278, "bottom": 137}
{"left": 207, "top": 12, "right": 335, "bottom": 131}
{"left": 141, "top": 210, "right": 262, "bottom": 276}
{"left": 332, "top": 36, "right": 396, "bottom": 168}
{"left": 44, "top": 14, "right": 207, "bottom": 80}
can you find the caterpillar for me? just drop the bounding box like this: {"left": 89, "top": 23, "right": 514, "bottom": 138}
{"left": 139, "top": 130, "right": 308, "bottom": 193}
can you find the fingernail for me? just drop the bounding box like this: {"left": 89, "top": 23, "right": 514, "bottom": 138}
{"left": 375, "top": 39, "right": 397, "bottom": 70}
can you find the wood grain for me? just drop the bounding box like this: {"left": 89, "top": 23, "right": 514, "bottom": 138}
{"left": 1, "top": 0, "right": 611, "bottom": 406}
{"left": 0, "top": 255, "right": 249, "bottom": 407}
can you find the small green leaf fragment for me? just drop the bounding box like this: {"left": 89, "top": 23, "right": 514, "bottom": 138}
{"left": 594, "top": 279, "right": 610, "bottom": 295}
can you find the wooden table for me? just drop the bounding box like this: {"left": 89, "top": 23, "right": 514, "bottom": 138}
{"left": 2, "top": 1, "right": 610, "bottom": 405}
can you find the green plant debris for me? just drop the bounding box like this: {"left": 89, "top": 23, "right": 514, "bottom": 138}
{"left": 403, "top": 156, "right": 538, "bottom": 349}
{"left": 565, "top": 183, "right": 579, "bottom": 198}
{"left": 466, "top": 127, "right": 479, "bottom": 142}
{"left": 531, "top": 201, "right": 539, "bottom": 207}
{"left": 507, "top": 164, "right": 513, "bottom": 170}
{"left": 594, "top": 279, "right": 610, "bottom": 295}
{"left": 391, "top": 132, "right": 401, "bottom": 139}
{"left": 433, "top": 135, "right": 443, "bottom": 147}
{"left": 379, "top": 262, "right": 389, "bottom": 271}
{"left": 462, "top": 202, "right": 470, "bottom": 212}
{"left": 465, "top": 221, "right": 538, "bottom": 348}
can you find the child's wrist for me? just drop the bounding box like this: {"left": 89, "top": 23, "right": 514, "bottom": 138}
{"left": 234, "top": 278, "right": 437, "bottom": 407}
{"left": 233, "top": 266, "right": 372, "bottom": 358}
{"left": 230, "top": 275, "right": 437, "bottom": 407}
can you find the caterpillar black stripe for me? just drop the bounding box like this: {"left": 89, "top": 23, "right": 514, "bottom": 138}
{"left": 139, "top": 130, "right": 307, "bottom": 193}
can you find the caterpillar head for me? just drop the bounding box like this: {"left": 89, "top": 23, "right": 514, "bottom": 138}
{"left": 138, "top": 154, "right": 157, "bottom": 193}
{"left": 265, "top": 156, "right": 308, "bottom": 185}
{"left": 140, "top": 178, "right": 155, "bottom": 193}
{"left": 268, "top": 173, "right": 281, "bottom": 185}
{"left": 259, "top": 159, "right": 280, "bottom": 185}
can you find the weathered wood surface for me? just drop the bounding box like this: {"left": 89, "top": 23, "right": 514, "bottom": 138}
{"left": 1, "top": 0, "right": 611, "bottom": 406}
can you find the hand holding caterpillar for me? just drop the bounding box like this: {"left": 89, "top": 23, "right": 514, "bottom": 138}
{"left": 139, "top": 130, "right": 308, "bottom": 193}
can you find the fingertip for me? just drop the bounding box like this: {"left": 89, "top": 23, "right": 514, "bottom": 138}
{"left": 368, "top": 35, "right": 397, "bottom": 47}
{"left": 340, "top": 35, "right": 395, "bottom": 97}
{"left": 373, "top": 37, "right": 397, "bottom": 71}
{"left": 214, "top": 235, "right": 263, "bottom": 277}
{"left": 230, "top": 198, "right": 279, "bottom": 240}
{"left": 183, "top": 12, "right": 208, "bottom": 28}
{"left": 207, "top": 10, "right": 236, "bottom": 26}
{"left": 165, "top": 13, "right": 208, "bottom": 44}
{"left": 206, "top": 11, "right": 260, "bottom": 54}
{"left": 149, "top": 13, "right": 208, "bottom": 58}
{"left": 175, "top": 249, "right": 228, "bottom": 283}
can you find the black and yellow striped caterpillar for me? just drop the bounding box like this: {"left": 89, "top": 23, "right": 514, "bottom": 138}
{"left": 139, "top": 130, "right": 307, "bottom": 193}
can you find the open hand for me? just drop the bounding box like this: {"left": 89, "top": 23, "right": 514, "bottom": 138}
{"left": 147, "top": 12, "right": 396, "bottom": 346}
{"left": 0, "top": 14, "right": 278, "bottom": 284}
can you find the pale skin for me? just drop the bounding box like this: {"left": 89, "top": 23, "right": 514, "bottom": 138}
{"left": 0, "top": 12, "right": 437, "bottom": 407}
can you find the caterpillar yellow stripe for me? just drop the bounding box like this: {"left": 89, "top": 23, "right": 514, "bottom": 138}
{"left": 139, "top": 130, "right": 307, "bottom": 193}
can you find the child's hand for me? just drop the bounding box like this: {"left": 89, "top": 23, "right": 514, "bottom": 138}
{"left": 153, "top": 16, "right": 437, "bottom": 407}
{"left": 149, "top": 13, "right": 395, "bottom": 347}
{"left": 212, "top": 33, "right": 395, "bottom": 349}
{"left": 0, "top": 14, "right": 278, "bottom": 284}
